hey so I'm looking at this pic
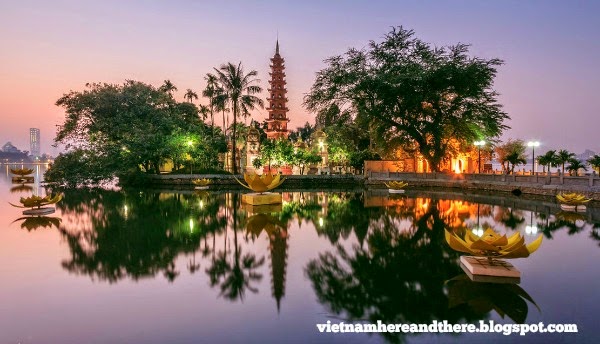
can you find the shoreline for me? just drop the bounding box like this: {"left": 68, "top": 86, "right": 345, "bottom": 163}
{"left": 141, "top": 173, "right": 600, "bottom": 202}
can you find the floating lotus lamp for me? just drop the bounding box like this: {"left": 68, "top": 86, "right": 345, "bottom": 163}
{"left": 236, "top": 173, "right": 285, "bottom": 193}
{"left": 10, "top": 184, "right": 33, "bottom": 193}
{"left": 447, "top": 274, "right": 539, "bottom": 324}
{"left": 9, "top": 194, "right": 63, "bottom": 215}
{"left": 236, "top": 173, "right": 285, "bottom": 205}
{"left": 384, "top": 181, "right": 408, "bottom": 194}
{"left": 12, "top": 216, "right": 62, "bottom": 231}
{"left": 246, "top": 213, "right": 286, "bottom": 238}
{"left": 556, "top": 192, "right": 591, "bottom": 212}
{"left": 555, "top": 210, "right": 586, "bottom": 224}
{"left": 10, "top": 168, "right": 34, "bottom": 184}
{"left": 10, "top": 168, "right": 33, "bottom": 176}
{"left": 192, "top": 178, "right": 211, "bottom": 189}
{"left": 446, "top": 228, "right": 542, "bottom": 260}
{"left": 445, "top": 228, "right": 543, "bottom": 279}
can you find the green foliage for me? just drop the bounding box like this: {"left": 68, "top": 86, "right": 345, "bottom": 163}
{"left": 536, "top": 150, "right": 558, "bottom": 173}
{"left": 305, "top": 27, "right": 508, "bottom": 171}
{"left": 556, "top": 150, "right": 576, "bottom": 175}
{"left": 567, "top": 158, "right": 587, "bottom": 176}
{"left": 45, "top": 149, "right": 116, "bottom": 187}
{"left": 349, "top": 150, "right": 381, "bottom": 172}
{"left": 51, "top": 80, "right": 226, "bottom": 186}
{"left": 212, "top": 62, "right": 264, "bottom": 174}
{"left": 288, "top": 122, "right": 316, "bottom": 142}
{"left": 495, "top": 139, "right": 527, "bottom": 174}
{"left": 587, "top": 154, "right": 600, "bottom": 173}
{"left": 294, "top": 148, "right": 322, "bottom": 175}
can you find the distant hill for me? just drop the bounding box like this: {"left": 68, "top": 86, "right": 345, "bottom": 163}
{"left": 577, "top": 149, "right": 596, "bottom": 162}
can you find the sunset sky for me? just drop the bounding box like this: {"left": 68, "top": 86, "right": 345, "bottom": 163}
{"left": 1, "top": 0, "right": 599, "bottom": 156}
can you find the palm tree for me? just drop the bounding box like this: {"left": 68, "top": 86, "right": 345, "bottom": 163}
{"left": 566, "top": 158, "right": 587, "bottom": 176}
{"left": 505, "top": 152, "right": 527, "bottom": 174}
{"left": 536, "top": 150, "right": 557, "bottom": 174}
{"left": 184, "top": 89, "right": 198, "bottom": 103}
{"left": 587, "top": 154, "right": 600, "bottom": 174}
{"left": 159, "top": 79, "right": 178, "bottom": 96}
{"left": 203, "top": 73, "right": 221, "bottom": 135}
{"left": 198, "top": 104, "right": 209, "bottom": 121}
{"left": 213, "top": 62, "right": 264, "bottom": 174}
{"left": 556, "top": 150, "right": 575, "bottom": 175}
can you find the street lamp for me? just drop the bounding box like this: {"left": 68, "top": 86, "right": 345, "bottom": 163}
{"left": 474, "top": 140, "right": 485, "bottom": 173}
{"left": 527, "top": 141, "right": 540, "bottom": 174}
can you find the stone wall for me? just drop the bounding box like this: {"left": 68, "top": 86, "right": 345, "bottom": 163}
{"left": 366, "top": 171, "right": 600, "bottom": 200}
{"left": 145, "top": 174, "right": 365, "bottom": 189}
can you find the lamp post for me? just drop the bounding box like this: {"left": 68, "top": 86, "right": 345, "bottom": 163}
{"left": 527, "top": 141, "right": 540, "bottom": 174}
{"left": 474, "top": 140, "right": 485, "bottom": 173}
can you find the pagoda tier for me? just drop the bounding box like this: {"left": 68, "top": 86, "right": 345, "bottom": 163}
{"left": 265, "top": 39, "right": 290, "bottom": 140}
{"left": 269, "top": 229, "right": 289, "bottom": 313}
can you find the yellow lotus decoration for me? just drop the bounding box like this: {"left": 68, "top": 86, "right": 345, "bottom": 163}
{"left": 246, "top": 213, "right": 286, "bottom": 238}
{"left": 447, "top": 274, "right": 539, "bottom": 324}
{"left": 9, "top": 194, "right": 63, "bottom": 209}
{"left": 235, "top": 173, "right": 285, "bottom": 193}
{"left": 13, "top": 216, "right": 62, "bottom": 231}
{"left": 556, "top": 192, "right": 591, "bottom": 205}
{"left": 10, "top": 184, "right": 33, "bottom": 193}
{"left": 555, "top": 211, "right": 586, "bottom": 223}
{"left": 192, "top": 178, "right": 211, "bottom": 187}
{"left": 384, "top": 181, "right": 408, "bottom": 189}
{"left": 445, "top": 228, "right": 542, "bottom": 260}
{"left": 10, "top": 168, "right": 34, "bottom": 176}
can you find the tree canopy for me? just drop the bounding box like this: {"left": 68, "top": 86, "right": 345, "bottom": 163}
{"left": 48, "top": 80, "right": 225, "bottom": 186}
{"left": 304, "top": 27, "right": 509, "bottom": 171}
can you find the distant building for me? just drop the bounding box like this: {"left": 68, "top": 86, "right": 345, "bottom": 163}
{"left": 0, "top": 142, "right": 31, "bottom": 163}
{"left": 2, "top": 142, "right": 20, "bottom": 153}
{"left": 30, "top": 128, "right": 41, "bottom": 158}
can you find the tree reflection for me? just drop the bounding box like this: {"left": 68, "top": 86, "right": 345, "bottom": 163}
{"left": 56, "top": 188, "right": 221, "bottom": 283}
{"left": 205, "top": 193, "right": 265, "bottom": 301}
{"left": 313, "top": 193, "right": 384, "bottom": 246}
{"left": 306, "top": 199, "right": 480, "bottom": 343}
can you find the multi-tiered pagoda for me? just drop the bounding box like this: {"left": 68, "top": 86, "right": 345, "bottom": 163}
{"left": 265, "top": 40, "right": 290, "bottom": 140}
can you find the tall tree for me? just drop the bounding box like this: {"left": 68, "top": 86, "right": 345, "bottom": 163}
{"left": 184, "top": 89, "right": 198, "bottom": 103}
{"left": 304, "top": 27, "right": 509, "bottom": 171}
{"left": 567, "top": 158, "right": 587, "bottom": 176}
{"left": 556, "top": 149, "right": 575, "bottom": 175}
{"left": 159, "top": 79, "right": 178, "bottom": 96}
{"left": 49, "top": 80, "right": 223, "bottom": 185}
{"left": 203, "top": 73, "right": 223, "bottom": 135}
{"left": 213, "top": 62, "right": 264, "bottom": 174}
{"left": 495, "top": 139, "right": 527, "bottom": 174}
{"left": 587, "top": 154, "right": 600, "bottom": 174}
{"left": 537, "top": 150, "right": 558, "bottom": 174}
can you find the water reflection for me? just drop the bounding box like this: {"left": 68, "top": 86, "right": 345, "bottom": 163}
{"left": 447, "top": 274, "right": 539, "bottom": 324}
{"left": 306, "top": 199, "right": 482, "bottom": 343}
{"left": 11, "top": 215, "right": 62, "bottom": 231}
{"left": 9, "top": 185, "right": 600, "bottom": 342}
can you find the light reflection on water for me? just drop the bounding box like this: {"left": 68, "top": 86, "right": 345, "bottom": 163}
{"left": 0, "top": 168, "right": 599, "bottom": 343}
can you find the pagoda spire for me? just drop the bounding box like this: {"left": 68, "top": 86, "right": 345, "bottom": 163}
{"left": 265, "top": 39, "right": 290, "bottom": 140}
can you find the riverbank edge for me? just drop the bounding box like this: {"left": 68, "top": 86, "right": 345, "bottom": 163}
{"left": 143, "top": 174, "right": 600, "bottom": 201}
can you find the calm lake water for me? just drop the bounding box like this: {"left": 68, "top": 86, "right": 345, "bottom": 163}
{"left": 1, "top": 165, "right": 599, "bottom": 344}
